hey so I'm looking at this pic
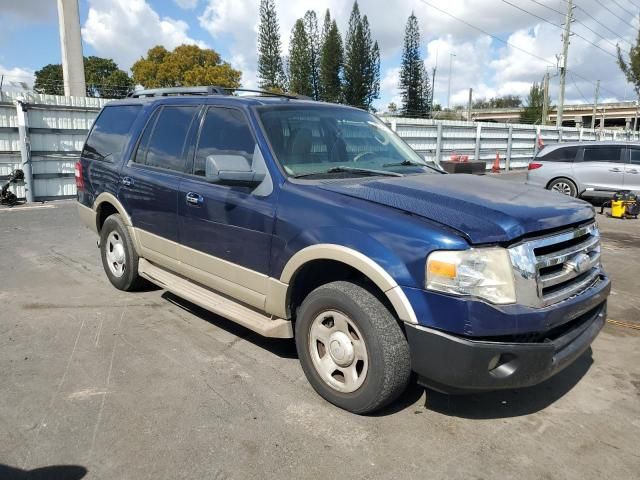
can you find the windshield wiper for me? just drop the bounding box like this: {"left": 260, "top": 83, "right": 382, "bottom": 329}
{"left": 382, "top": 160, "right": 426, "bottom": 167}
{"left": 293, "top": 166, "right": 403, "bottom": 179}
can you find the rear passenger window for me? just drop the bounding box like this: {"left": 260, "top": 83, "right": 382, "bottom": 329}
{"left": 630, "top": 149, "right": 640, "bottom": 164}
{"left": 582, "top": 146, "right": 623, "bottom": 163}
{"left": 134, "top": 106, "right": 198, "bottom": 172}
{"left": 82, "top": 105, "right": 141, "bottom": 162}
{"left": 540, "top": 146, "right": 578, "bottom": 162}
{"left": 193, "top": 107, "right": 256, "bottom": 176}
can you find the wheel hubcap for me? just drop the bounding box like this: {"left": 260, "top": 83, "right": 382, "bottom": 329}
{"left": 552, "top": 182, "right": 572, "bottom": 195}
{"left": 105, "top": 231, "right": 126, "bottom": 278}
{"left": 308, "top": 310, "right": 368, "bottom": 393}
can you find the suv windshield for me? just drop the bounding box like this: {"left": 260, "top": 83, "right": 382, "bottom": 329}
{"left": 257, "top": 105, "right": 440, "bottom": 178}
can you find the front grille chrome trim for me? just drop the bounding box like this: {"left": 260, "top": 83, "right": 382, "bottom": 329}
{"left": 508, "top": 223, "right": 602, "bottom": 308}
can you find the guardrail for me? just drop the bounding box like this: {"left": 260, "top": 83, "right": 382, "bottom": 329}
{"left": 381, "top": 116, "right": 639, "bottom": 171}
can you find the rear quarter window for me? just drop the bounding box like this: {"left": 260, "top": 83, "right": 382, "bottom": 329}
{"left": 82, "top": 105, "right": 141, "bottom": 162}
{"left": 538, "top": 146, "right": 579, "bottom": 162}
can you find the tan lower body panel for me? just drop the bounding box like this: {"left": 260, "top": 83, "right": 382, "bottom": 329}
{"left": 138, "top": 259, "right": 293, "bottom": 338}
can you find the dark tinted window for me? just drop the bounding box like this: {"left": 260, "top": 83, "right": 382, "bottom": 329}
{"left": 540, "top": 146, "right": 578, "bottom": 162}
{"left": 82, "top": 105, "right": 140, "bottom": 162}
{"left": 582, "top": 146, "right": 623, "bottom": 163}
{"left": 135, "top": 106, "right": 198, "bottom": 172}
{"left": 630, "top": 149, "right": 640, "bottom": 164}
{"left": 193, "top": 107, "right": 256, "bottom": 176}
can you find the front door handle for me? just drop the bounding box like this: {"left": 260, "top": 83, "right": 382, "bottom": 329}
{"left": 121, "top": 176, "right": 134, "bottom": 187}
{"left": 185, "top": 192, "right": 204, "bottom": 206}
{"left": 627, "top": 169, "right": 639, "bottom": 174}
{"left": 609, "top": 168, "right": 621, "bottom": 172}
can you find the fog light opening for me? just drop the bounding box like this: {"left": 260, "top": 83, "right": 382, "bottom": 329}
{"left": 488, "top": 353, "right": 519, "bottom": 379}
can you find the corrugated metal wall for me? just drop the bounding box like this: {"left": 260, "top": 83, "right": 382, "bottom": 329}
{"left": 0, "top": 91, "right": 109, "bottom": 201}
{"left": 382, "top": 117, "right": 639, "bottom": 170}
{"left": 1, "top": 92, "right": 638, "bottom": 202}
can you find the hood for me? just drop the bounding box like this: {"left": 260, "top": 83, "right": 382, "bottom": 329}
{"left": 317, "top": 174, "right": 594, "bottom": 244}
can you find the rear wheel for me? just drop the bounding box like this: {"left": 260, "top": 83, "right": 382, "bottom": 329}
{"left": 100, "top": 214, "right": 144, "bottom": 291}
{"left": 548, "top": 177, "right": 578, "bottom": 197}
{"left": 295, "top": 281, "right": 411, "bottom": 414}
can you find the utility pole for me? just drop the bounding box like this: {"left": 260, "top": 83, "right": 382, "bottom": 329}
{"left": 447, "top": 53, "right": 456, "bottom": 110}
{"left": 556, "top": 0, "right": 574, "bottom": 127}
{"left": 467, "top": 88, "right": 473, "bottom": 121}
{"left": 591, "top": 80, "right": 600, "bottom": 129}
{"left": 542, "top": 72, "right": 550, "bottom": 125}
{"left": 57, "top": 0, "right": 86, "bottom": 97}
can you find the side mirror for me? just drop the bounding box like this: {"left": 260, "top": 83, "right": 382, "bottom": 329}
{"left": 205, "top": 154, "right": 265, "bottom": 186}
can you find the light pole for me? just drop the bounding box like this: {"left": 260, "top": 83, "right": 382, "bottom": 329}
{"left": 447, "top": 53, "right": 456, "bottom": 110}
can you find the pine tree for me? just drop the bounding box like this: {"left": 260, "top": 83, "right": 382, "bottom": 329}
{"left": 520, "top": 82, "right": 549, "bottom": 124}
{"left": 288, "top": 19, "right": 313, "bottom": 97}
{"left": 399, "top": 13, "right": 430, "bottom": 117}
{"left": 343, "top": 2, "right": 380, "bottom": 110}
{"left": 320, "top": 16, "right": 343, "bottom": 103}
{"left": 321, "top": 9, "right": 332, "bottom": 45}
{"left": 257, "top": 0, "right": 285, "bottom": 91}
{"left": 303, "top": 10, "right": 321, "bottom": 100}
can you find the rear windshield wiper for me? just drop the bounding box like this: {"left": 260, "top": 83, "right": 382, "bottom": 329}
{"left": 293, "top": 166, "right": 402, "bottom": 179}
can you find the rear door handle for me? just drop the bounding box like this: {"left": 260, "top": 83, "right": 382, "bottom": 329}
{"left": 609, "top": 168, "right": 621, "bottom": 172}
{"left": 185, "top": 192, "right": 204, "bottom": 206}
{"left": 627, "top": 169, "right": 639, "bottom": 174}
{"left": 121, "top": 176, "right": 134, "bottom": 187}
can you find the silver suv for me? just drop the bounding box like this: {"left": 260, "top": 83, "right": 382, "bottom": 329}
{"left": 526, "top": 141, "right": 640, "bottom": 198}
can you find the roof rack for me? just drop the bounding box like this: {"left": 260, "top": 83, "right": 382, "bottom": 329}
{"left": 128, "top": 86, "right": 311, "bottom": 100}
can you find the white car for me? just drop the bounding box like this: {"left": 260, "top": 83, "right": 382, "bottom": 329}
{"left": 526, "top": 141, "right": 640, "bottom": 198}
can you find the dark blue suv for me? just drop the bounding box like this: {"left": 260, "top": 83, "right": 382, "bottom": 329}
{"left": 76, "top": 87, "right": 610, "bottom": 413}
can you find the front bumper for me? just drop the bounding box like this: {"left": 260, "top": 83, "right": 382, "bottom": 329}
{"left": 405, "top": 300, "right": 606, "bottom": 393}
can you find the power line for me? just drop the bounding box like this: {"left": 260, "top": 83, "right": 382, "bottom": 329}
{"left": 623, "top": 0, "right": 640, "bottom": 10}
{"left": 573, "top": 6, "right": 633, "bottom": 46}
{"left": 501, "top": 0, "right": 619, "bottom": 59}
{"left": 569, "top": 71, "right": 591, "bottom": 103}
{"left": 610, "top": 0, "right": 637, "bottom": 18}
{"left": 582, "top": 0, "right": 638, "bottom": 30}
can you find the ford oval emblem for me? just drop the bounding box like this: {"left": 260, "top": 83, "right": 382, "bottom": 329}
{"left": 571, "top": 253, "right": 591, "bottom": 274}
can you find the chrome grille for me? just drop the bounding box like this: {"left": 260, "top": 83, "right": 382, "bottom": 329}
{"left": 509, "top": 223, "right": 602, "bottom": 307}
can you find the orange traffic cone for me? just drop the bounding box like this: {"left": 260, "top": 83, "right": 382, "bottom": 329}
{"left": 492, "top": 152, "right": 501, "bottom": 173}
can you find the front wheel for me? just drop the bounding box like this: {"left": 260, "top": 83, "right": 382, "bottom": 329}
{"left": 548, "top": 177, "right": 578, "bottom": 197}
{"left": 295, "top": 281, "right": 411, "bottom": 414}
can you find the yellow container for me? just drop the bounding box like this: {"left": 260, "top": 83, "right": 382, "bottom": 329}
{"left": 611, "top": 200, "right": 626, "bottom": 218}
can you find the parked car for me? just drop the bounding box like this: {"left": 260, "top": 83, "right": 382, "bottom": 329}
{"left": 526, "top": 141, "right": 640, "bottom": 198}
{"left": 76, "top": 87, "right": 610, "bottom": 414}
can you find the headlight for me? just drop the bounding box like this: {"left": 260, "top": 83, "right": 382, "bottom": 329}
{"left": 425, "top": 248, "right": 516, "bottom": 304}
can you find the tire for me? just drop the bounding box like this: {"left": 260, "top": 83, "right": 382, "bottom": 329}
{"left": 99, "top": 214, "right": 144, "bottom": 291}
{"left": 548, "top": 177, "right": 578, "bottom": 197}
{"left": 295, "top": 281, "right": 411, "bottom": 414}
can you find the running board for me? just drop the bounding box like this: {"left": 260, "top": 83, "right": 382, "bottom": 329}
{"left": 138, "top": 259, "right": 293, "bottom": 338}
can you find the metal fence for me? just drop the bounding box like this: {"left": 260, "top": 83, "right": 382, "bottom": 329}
{"left": 0, "top": 91, "right": 109, "bottom": 201}
{"left": 1, "top": 91, "right": 638, "bottom": 202}
{"left": 382, "top": 117, "right": 640, "bottom": 170}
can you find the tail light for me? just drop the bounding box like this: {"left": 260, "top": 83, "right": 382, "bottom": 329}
{"left": 75, "top": 161, "right": 85, "bottom": 191}
{"left": 528, "top": 162, "right": 543, "bottom": 170}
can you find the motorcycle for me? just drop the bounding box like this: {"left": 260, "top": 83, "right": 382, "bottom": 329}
{"left": 1, "top": 169, "right": 24, "bottom": 206}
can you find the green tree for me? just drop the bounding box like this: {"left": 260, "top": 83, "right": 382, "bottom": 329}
{"left": 303, "top": 10, "right": 321, "bottom": 100}
{"left": 399, "top": 13, "right": 430, "bottom": 117}
{"left": 319, "top": 12, "right": 343, "bottom": 103}
{"left": 343, "top": 1, "right": 380, "bottom": 110}
{"left": 34, "top": 56, "right": 133, "bottom": 98}
{"left": 257, "top": 0, "right": 286, "bottom": 91}
{"left": 132, "top": 44, "right": 241, "bottom": 89}
{"left": 473, "top": 95, "right": 522, "bottom": 109}
{"left": 520, "top": 82, "right": 548, "bottom": 124}
{"left": 617, "top": 31, "right": 640, "bottom": 98}
{"left": 288, "top": 19, "right": 313, "bottom": 96}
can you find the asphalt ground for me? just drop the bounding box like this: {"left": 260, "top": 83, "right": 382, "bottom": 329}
{"left": 0, "top": 199, "right": 638, "bottom": 480}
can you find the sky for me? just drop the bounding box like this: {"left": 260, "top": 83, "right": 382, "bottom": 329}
{"left": 1, "top": 0, "right": 639, "bottom": 110}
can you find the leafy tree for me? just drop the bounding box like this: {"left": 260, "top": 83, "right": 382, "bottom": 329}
{"left": 257, "top": 0, "right": 286, "bottom": 91}
{"left": 132, "top": 45, "right": 241, "bottom": 89}
{"left": 387, "top": 102, "right": 398, "bottom": 114}
{"left": 343, "top": 1, "right": 380, "bottom": 110}
{"left": 319, "top": 12, "right": 343, "bottom": 103}
{"left": 288, "top": 19, "right": 313, "bottom": 96}
{"left": 303, "top": 10, "right": 321, "bottom": 100}
{"left": 399, "top": 13, "right": 430, "bottom": 117}
{"left": 34, "top": 56, "right": 133, "bottom": 98}
{"left": 473, "top": 95, "right": 522, "bottom": 109}
{"left": 520, "top": 82, "right": 548, "bottom": 124}
{"left": 617, "top": 31, "right": 640, "bottom": 99}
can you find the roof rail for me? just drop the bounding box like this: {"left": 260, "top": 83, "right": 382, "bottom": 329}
{"left": 127, "top": 86, "right": 229, "bottom": 98}
{"left": 127, "top": 85, "right": 311, "bottom": 100}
